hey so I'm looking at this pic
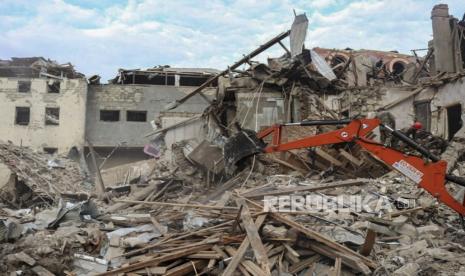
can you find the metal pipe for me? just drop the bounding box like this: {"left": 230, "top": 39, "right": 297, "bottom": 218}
{"left": 284, "top": 119, "right": 352, "bottom": 127}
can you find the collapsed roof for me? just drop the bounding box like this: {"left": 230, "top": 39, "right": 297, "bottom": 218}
{"left": 108, "top": 66, "right": 220, "bottom": 86}
{"left": 0, "top": 57, "right": 85, "bottom": 79}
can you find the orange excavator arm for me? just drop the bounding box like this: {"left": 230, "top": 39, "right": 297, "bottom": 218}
{"left": 257, "top": 118, "right": 465, "bottom": 216}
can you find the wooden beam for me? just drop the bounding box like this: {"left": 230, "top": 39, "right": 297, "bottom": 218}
{"left": 236, "top": 198, "right": 271, "bottom": 274}
{"left": 315, "top": 148, "right": 343, "bottom": 167}
{"left": 165, "top": 260, "right": 207, "bottom": 276}
{"left": 96, "top": 244, "right": 212, "bottom": 275}
{"left": 333, "top": 257, "right": 342, "bottom": 276}
{"left": 245, "top": 198, "right": 377, "bottom": 270}
{"left": 242, "top": 178, "right": 369, "bottom": 198}
{"left": 338, "top": 149, "right": 363, "bottom": 167}
{"left": 359, "top": 229, "right": 376, "bottom": 257}
{"left": 115, "top": 199, "right": 240, "bottom": 210}
{"left": 222, "top": 214, "right": 267, "bottom": 275}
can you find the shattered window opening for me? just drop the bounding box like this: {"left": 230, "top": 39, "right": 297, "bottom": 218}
{"left": 127, "top": 110, "right": 147, "bottom": 122}
{"left": 392, "top": 61, "right": 406, "bottom": 76}
{"left": 43, "top": 147, "right": 58, "bottom": 154}
{"left": 47, "top": 80, "right": 61, "bottom": 93}
{"left": 414, "top": 100, "right": 431, "bottom": 131}
{"left": 446, "top": 103, "right": 462, "bottom": 140}
{"left": 100, "top": 110, "right": 120, "bottom": 122}
{"left": 179, "top": 75, "right": 216, "bottom": 87}
{"left": 17, "top": 80, "right": 31, "bottom": 93}
{"left": 15, "top": 107, "right": 30, "bottom": 125}
{"left": 45, "top": 107, "right": 60, "bottom": 125}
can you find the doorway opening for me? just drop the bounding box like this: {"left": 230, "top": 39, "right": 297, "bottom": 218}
{"left": 446, "top": 103, "right": 462, "bottom": 140}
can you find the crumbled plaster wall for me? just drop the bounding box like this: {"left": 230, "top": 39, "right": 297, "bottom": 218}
{"left": 339, "top": 86, "right": 388, "bottom": 115}
{"left": 86, "top": 84, "right": 214, "bottom": 147}
{"left": 385, "top": 77, "right": 465, "bottom": 139}
{"left": 0, "top": 77, "right": 87, "bottom": 153}
{"left": 235, "top": 91, "right": 285, "bottom": 131}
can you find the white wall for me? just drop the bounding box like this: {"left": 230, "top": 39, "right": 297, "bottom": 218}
{"left": 385, "top": 77, "right": 465, "bottom": 139}
{"left": 0, "top": 77, "right": 87, "bottom": 153}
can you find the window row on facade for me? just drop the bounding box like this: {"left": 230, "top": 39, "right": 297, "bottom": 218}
{"left": 100, "top": 110, "right": 147, "bottom": 122}
{"left": 16, "top": 80, "right": 61, "bottom": 93}
{"left": 15, "top": 107, "right": 60, "bottom": 126}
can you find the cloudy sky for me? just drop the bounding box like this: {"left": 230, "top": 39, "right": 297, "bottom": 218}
{"left": 0, "top": 0, "right": 464, "bottom": 81}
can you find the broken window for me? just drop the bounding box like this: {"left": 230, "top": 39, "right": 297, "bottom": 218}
{"left": 124, "top": 73, "right": 175, "bottom": 85}
{"left": 17, "top": 80, "right": 31, "bottom": 93}
{"left": 127, "top": 110, "right": 147, "bottom": 122}
{"left": 47, "top": 80, "right": 61, "bottom": 93}
{"left": 43, "top": 147, "right": 58, "bottom": 154}
{"left": 179, "top": 75, "right": 215, "bottom": 87}
{"left": 392, "top": 61, "right": 406, "bottom": 76}
{"left": 414, "top": 100, "right": 431, "bottom": 131}
{"left": 100, "top": 110, "right": 120, "bottom": 121}
{"left": 45, "top": 107, "right": 60, "bottom": 125}
{"left": 15, "top": 107, "right": 30, "bottom": 125}
{"left": 446, "top": 103, "right": 462, "bottom": 140}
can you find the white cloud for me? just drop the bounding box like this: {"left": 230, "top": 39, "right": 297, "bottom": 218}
{"left": 0, "top": 0, "right": 464, "bottom": 81}
{"left": 309, "top": 0, "right": 337, "bottom": 9}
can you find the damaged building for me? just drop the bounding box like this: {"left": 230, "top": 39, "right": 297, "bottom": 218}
{"left": 2, "top": 3, "right": 465, "bottom": 276}
{"left": 0, "top": 57, "right": 87, "bottom": 154}
{"left": 85, "top": 67, "right": 218, "bottom": 169}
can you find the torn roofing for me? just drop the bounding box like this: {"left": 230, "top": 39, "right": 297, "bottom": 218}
{"left": 0, "top": 57, "right": 85, "bottom": 79}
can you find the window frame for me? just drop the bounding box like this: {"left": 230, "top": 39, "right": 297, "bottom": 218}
{"left": 47, "top": 80, "right": 61, "bottom": 93}
{"left": 17, "top": 80, "right": 31, "bottom": 93}
{"left": 15, "top": 106, "right": 30, "bottom": 126}
{"left": 45, "top": 107, "right": 60, "bottom": 126}
{"left": 100, "top": 110, "right": 120, "bottom": 122}
{"left": 126, "top": 110, "right": 147, "bottom": 122}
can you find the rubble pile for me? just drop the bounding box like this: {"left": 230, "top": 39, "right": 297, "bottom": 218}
{"left": 0, "top": 142, "right": 87, "bottom": 208}
{"left": 2, "top": 6, "right": 465, "bottom": 276}
{"left": 1, "top": 139, "right": 465, "bottom": 275}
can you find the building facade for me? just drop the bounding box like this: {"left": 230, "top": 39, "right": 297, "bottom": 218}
{"left": 0, "top": 58, "right": 87, "bottom": 154}
{"left": 85, "top": 67, "right": 218, "bottom": 168}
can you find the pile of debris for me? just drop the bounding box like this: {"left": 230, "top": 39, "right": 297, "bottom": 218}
{"left": 0, "top": 142, "right": 87, "bottom": 209}
{"left": 2, "top": 7, "right": 465, "bottom": 276}
{"left": 1, "top": 136, "right": 465, "bottom": 275}
{"left": 0, "top": 57, "right": 84, "bottom": 79}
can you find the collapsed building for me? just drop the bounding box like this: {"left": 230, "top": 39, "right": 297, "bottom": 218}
{"left": 0, "top": 58, "right": 217, "bottom": 170}
{"left": 1, "top": 3, "right": 465, "bottom": 276}
{"left": 85, "top": 67, "right": 217, "bottom": 169}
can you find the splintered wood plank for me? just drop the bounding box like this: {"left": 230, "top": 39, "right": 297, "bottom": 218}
{"left": 236, "top": 199, "right": 271, "bottom": 275}
{"left": 133, "top": 267, "right": 167, "bottom": 275}
{"left": 315, "top": 148, "right": 343, "bottom": 167}
{"left": 333, "top": 257, "right": 342, "bottom": 276}
{"left": 289, "top": 255, "right": 320, "bottom": 274}
{"left": 245, "top": 199, "right": 377, "bottom": 270}
{"left": 150, "top": 216, "right": 168, "bottom": 236}
{"left": 243, "top": 178, "right": 368, "bottom": 198}
{"left": 305, "top": 242, "right": 371, "bottom": 275}
{"left": 96, "top": 244, "right": 212, "bottom": 275}
{"left": 222, "top": 214, "right": 267, "bottom": 276}
{"left": 359, "top": 229, "right": 376, "bottom": 256}
{"left": 224, "top": 246, "right": 266, "bottom": 276}
{"left": 165, "top": 260, "right": 207, "bottom": 276}
{"left": 338, "top": 149, "right": 363, "bottom": 166}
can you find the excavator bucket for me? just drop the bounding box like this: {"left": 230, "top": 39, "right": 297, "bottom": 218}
{"left": 223, "top": 129, "right": 266, "bottom": 174}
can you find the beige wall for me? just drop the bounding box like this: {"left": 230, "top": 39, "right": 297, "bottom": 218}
{"left": 0, "top": 77, "right": 87, "bottom": 153}
{"left": 385, "top": 77, "right": 465, "bottom": 139}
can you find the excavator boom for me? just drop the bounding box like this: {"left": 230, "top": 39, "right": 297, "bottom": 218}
{"left": 226, "top": 118, "right": 465, "bottom": 215}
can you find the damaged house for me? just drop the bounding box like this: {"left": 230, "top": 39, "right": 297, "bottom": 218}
{"left": 0, "top": 57, "right": 87, "bottom": 155}
{"left": 85, "top": 66, "right": 218, "bottom": 169}
{"left": 3, "top": 3, "right": 465, "bottom": 276}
